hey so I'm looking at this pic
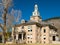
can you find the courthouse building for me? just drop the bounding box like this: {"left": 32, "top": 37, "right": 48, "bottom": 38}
{"left": 12, "top": 4, "right": 60, "bottom": 44}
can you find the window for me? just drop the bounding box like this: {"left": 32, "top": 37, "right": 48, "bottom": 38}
{"left": 44, "top": 35, "right": 46, "bottom": 36}
{"left": 30, "top": 41, "right": 32, "bottom": 43}
{"left": 44, "top": 41, "right": 45, "bottom": 43}
{"left": 28, "top": 37, "right": 30, "bottom": 39}
{"left": 44, "top": 38, "right": 46, "bottom": 40}
{"left": 28, "top": 41, "right": 29, "bottom": 43}
{"left": 44, "top": 35, "right": 46, "bottom": 37}
{"left": 28, "top": 26, "right": 32, "bottom": 29}
{"left": 14, "top": 35, "right": 16, "bottom": 39}
{"left": 28, "top": 41, "right": 32, "bottom": 43}
{"left": 21, "top": 26, "right": 24, "bottom": 29}
{"left": 18, "top": 34, "right": 22, "bottom": 39}
{"left": 53, "top": 36, "right": 55, "bottom": 41}
{"left": 55, "top": 30, "right": 57, "bottom": 32}
{"left": 56, "top": 34, "right": 59, "bottom": 36}
{"left": 28, "top": 30, "right": 32, "bottom": 32}
{"left": 31, "top": 34, "right": 32, "bottom": 39}
{"left": 44, "top": 29, "right": 46, "bottom": 33}
{"left": 28, "top": 26, "right": 32, "bottom": 32}
{"left": 27, "top": 34, "right": 32, "bottom": 39}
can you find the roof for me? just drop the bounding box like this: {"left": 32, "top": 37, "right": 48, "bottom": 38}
{"left": 14, "top": 20, "right": 57, "bottom": 30}
{"left": 15, "top": 20, "right": 41, "bottom": 27}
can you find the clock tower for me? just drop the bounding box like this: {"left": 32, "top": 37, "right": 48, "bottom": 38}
{"left": 30, "top": 4, "right": 42, "bottom": 22}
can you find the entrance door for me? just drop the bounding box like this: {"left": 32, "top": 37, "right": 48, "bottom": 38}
{"left": 53, "top": 36, "right": 55, "bottom": 41}
{"left": 18, "top": 34, "right": 22, "bottom": 39}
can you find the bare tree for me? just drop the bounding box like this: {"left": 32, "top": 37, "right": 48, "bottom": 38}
{"left": 0, "top": 0, "right": 21, "bottom": 43}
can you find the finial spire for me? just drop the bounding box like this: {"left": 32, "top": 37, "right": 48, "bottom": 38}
{"left": 32, "top": 4, "right": 40, "bottom": 16}
{"left": 35, "top": 4, "right": 38, "bottom": 11}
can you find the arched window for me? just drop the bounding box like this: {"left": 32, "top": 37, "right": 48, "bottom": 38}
{"left": 44, "top": 38, "right": 46, "bottom": 40}
{"left": 53, "top": 36, "right": 55, "bottom": 41}
{"left": 44, "top": 29, "right": 46, "bottom": 33}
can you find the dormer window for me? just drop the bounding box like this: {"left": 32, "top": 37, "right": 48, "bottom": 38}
{"left": 28, "top": 26, "right": 32, "bottom": 30}
{"left": 27, "top": 34, "right": 32, "bottom": 39}
{"left": 21, "top": 19, "right": 25, "bottom": 23}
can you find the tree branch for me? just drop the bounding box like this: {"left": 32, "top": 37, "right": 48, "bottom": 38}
{"left": 0, "top": 23, "right": 4, "bottom": 30}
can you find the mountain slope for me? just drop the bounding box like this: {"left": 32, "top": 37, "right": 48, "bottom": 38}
{"left": 44, "top": 17, "right": 60, "bottom": 39}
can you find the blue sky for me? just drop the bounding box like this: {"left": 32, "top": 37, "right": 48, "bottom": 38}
{"left": 0, "top": 0, "right": 60, "bottom": 32}
{"left": 13, "top": 0, "right": 60, "bottom": 20}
